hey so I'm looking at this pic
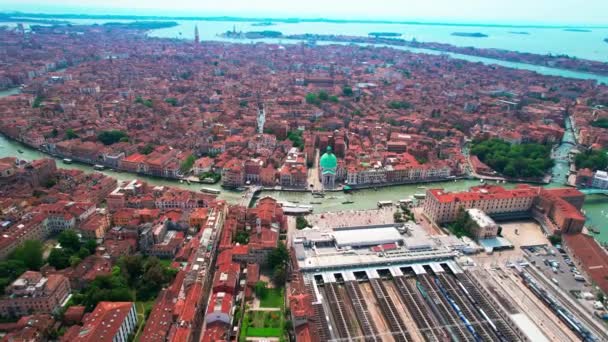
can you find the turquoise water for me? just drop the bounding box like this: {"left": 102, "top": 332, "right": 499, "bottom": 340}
{"left": 148, "top": 21, "right": 608, "bottom": 62}
{"left": 3, "top": 18, "right": 608, "bottom": 62}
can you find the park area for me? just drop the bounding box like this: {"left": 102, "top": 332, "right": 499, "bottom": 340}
{"left": 241, "top": 310, "right": 283, "bottom": 338}
{"left": 259, "top": 287, "right": 284, "bottom": 308}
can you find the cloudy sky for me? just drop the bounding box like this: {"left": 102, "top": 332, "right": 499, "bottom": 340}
{"left": 2, "top": 0, "right": 607, "bottom": 25}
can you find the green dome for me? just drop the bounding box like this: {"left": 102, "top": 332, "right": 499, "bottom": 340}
{"left": 320, "top": 146, "right": 337, "bottom": 170}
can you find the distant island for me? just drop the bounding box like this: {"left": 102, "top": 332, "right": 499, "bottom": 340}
{"left": 509, "top": 31, "right": 530, "bottom": 35}
{"left": 251, "top": 21, "right": 275, "bottom": 27}
{"left": 368, "top": 32, "right": 402, "bottom": 38}
{"left": 451, "top": 32, "right": 488, "bottom": 38}
{"left": 4, "top": 11, "right": 608, "bottom": 30}
{"left": 564, "top": 28, "right": 592, "bottom": 32}
{"left": 101, "top": 21, "right": 179, "bottom": 30}
{"left": 221, "top": 30, "right": 283, "bottom": 39}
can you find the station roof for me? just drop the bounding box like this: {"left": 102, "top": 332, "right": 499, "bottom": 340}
{"left": 333, "top": 227, "right": 404, "bottom": 247}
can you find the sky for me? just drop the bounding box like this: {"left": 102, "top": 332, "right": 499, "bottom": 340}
{"left": 1, "top": 0, "right": 608, "bottom": 26}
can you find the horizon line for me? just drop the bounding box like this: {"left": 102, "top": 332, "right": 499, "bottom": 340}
{"left": 3, "top": 11, "right": 608, "bottom": 29}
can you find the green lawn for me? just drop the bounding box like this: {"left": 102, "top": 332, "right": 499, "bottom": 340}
{"left": 260, "top": 288, "right": 284, "bottom": 308}
{"left": 242, "top": 310, "right": 283, "bottom": 338}
{"left": 133, "top": 301, "right": 153, "bottom": 342}
{"left": 158, "top": 258, "right": 173, "bottom": 268}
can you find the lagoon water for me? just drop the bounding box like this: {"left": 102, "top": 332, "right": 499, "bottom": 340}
{"left": 3, "top": 18, "right": 608, "bottom": 62}
{"left": 148, "top": 20, "right": 608, "bottom": 62}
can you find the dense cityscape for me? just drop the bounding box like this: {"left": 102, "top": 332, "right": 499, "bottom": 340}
{"left": 0, "top": 11, "right": 608, "bottom": 342}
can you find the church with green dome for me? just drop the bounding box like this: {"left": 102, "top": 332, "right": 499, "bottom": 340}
{"left": 319, "top": 146, "right": 337, "bottom": 189}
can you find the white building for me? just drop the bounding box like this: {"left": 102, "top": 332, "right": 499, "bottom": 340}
{"left": 466, "top": 208, "right": 499, "bottom": 240}
{"left": 592, "top": 170, "right": 608, "bottom": 189}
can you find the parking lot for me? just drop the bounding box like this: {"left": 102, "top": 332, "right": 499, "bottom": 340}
{"left": 523, "top": 245, "right": 595, "bottom": 300}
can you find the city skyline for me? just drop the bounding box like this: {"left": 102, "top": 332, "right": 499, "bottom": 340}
{"left": 2, "top": 0, "right": 608, "bottom": 26}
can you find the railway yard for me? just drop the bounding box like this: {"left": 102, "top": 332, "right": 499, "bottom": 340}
{"left": 303, "top": 262, "right": 608, "bottom": 342}
{"left": 290, "top": 212, "right": 608, "bottom": 342}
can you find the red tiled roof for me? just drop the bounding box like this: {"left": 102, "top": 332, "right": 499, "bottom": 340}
{"left": 564, "top": 234, "right": 608, "bottom": 294}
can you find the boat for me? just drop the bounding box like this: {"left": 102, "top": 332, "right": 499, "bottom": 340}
{"left": 342, "top": 200, "right": 355, "bottom": 205}
{"left": 312, "top": 192, "right": 325, "bottom": 198}
{"left": 93, "top": 164, "right": 105, "bottom": 171}
{"left": 377, "top": 200, "right": 393, "bottom": 207}
{"left": 62, "top": 158, "right": 72, "bottom": 164}
{"left": 200, "top": 187, "right": 221, "bottom": 195}
{"left": 309, "top": 201, "right": 322, "bottom": 204}
{"left": 328, "top": 196, "right": 338, "bottom": 199}
{"left": 17, "top": 149, "right": 23, "bottom": 153}
{"left": 413, "top": 193, "right": 426, "bottom": 199}
{"left": 417, "top": 186, "right": 427, "bottom": 189}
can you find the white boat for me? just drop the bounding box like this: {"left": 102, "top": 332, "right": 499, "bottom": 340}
{"left": 93, "top": 164, "right": 104, "bottom": 171}
{"left": 200, "top": 187, "right": 221, "bottom": 195}
{"left": 414, "top": 193, "right": 426, "bottom": 199}
{"left": 377, "top": 200, "right": 393, "bottom": 207}
{"left": 62, "top": 158, "right": 72, "bottom": 164}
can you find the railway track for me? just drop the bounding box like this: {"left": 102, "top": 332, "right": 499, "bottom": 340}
{"left": 393, "top": 276, "right": 446, "bottom": 342}
{"left": 369, "top": 278, "right": 412, "bottom": 342}
{"left": 482, "top": 268, "right": 576, "bottom": 342}
{"left": 456, "top": 273, "right": 520, "bottom": 341}
{"left": 418, "top": 274, "right": 473, "bottom": 342}
{"left": 344, "top": 281, "right": 381, "bottom": 342}
{"left": 436, "top": 273, "right": 498, "bottom": 342}
{"left": 323, "top": 282, "right": 358, "bottom": 340}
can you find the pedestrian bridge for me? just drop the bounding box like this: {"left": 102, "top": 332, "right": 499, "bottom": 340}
{"left": 579, "top": 188, "right": 608, "bottom": 195}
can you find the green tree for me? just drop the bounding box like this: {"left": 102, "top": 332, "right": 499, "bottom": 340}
{"left": 273, "top": 265, "right": 287, "bottom": 287}
{"left": 70, "top": 255, "right": 82, "bottom": 268}
{"left": 48, "top": 249, "right": 70, "bottom": 269}
{"left": 118, "top": 255, "right": 144, "bottom": 286}
{"left": 393, "top": 211, "right": 403, "bottom": 223}
{"left": 296, "top": 216, "right": 309, "bottom": 230}
{"left": 255, "top": 281, "right": 268, "bottom": 298}
{"left": 388, "top": 101, "right": 412, "bottom": 110}
{"left": 234, "top": 231, "right": 249, "bottom": 244}
{"left": 164, "top": 97, "right": 178, "bottom": 106}
{"left": 97, "top": 130, "right": 128, "bottom": 146}
{"left": 267, "top": 242, "right": 289, "bottom": 269}
{"left": 575, "top": 149, "right": 608, "bottom": 171}
{"left": 318, "top": 91, "right": 329, "bottom": 101}
{"left": 180, "top": 155, "right": 196, "bottom": 173}
{"left": 140, "top": 144, "right": 155, "bottom": 155}
{"left": 471, "top": 139, "right": 553, "bottom": 178}
{"left": 329, "top": 95, "right": 339, "bottom": 103}
{"left": 10, "top": 240, "right": 44, "bottom": 270}
{"left": 58, "top": 230, "right": 80, "bottom": 252}
{"left": 305, "top": 93, "right": 320, "bottom": 105}
{"left": 84, "top": 239, "right": 97, "bottom": 254}
{"left": 342, "top": 86, "right": 353, "bottom": 96}
{"left": 65, "top": 129, "right": 78, "bottom": 140}
{"left": 287, "top": 130, "right": 304, "bottom": 149}
{"left": 32, "top": 96, "right": 44, "bottom": 108}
